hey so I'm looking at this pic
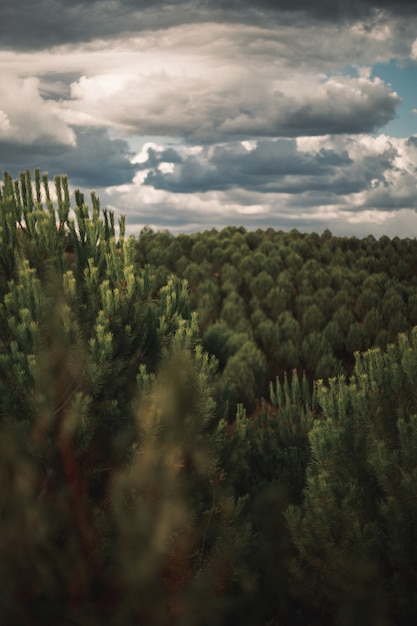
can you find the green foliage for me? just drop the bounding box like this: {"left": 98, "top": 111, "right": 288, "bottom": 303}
{"left": 134, "top": 226, "right": 417, "bottom": 401}
{"left": 0, "top": 171, "right": 169, "bottom": 470}
{"left": 0, "top": 170, "right": 241, "bottom": 625}
{"left": 215, "top": 371, "right": 317, "bottom": 625}
{"left": 222, "top": 340, "right": 268, "bottom": 412}
{"left": 287, "top": 329, "right": 417, "bottom": 625}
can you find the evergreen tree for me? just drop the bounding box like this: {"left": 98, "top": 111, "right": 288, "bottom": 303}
{"left": 0, "top": 169, "right": 237, "bottom": 625}
{"left": 286, "top": 329, "right": 417, "bottom": 625}
{"left": 216, "top": 371, "right": 317, "bottom": 625}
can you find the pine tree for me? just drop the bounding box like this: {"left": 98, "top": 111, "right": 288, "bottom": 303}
{"left": 286, "top": 329, "right": 417, "bottom": 625}
{"left": 0, "top": 169, "right": 238, "bottom": 625}
{"left": 215, "top": 371, "right": 317, "bottom": 625}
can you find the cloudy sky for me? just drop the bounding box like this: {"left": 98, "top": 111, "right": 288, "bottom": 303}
{"left": 2, "top": 1, "right": 417, "bottom": 237}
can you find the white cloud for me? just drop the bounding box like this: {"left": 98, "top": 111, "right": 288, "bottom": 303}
{"left": 0, "top": 18, "right": 410, "bottom": 140}
{"left": 95, "top": 132, "right": 417, "bottom": 238}
{"left": 0, "top": 110, "right": 10, "bottom": 131}
{"left": 102, "top": 172, "right": 417, "bottom": 239}
{"left": 70, "top": 73, "right": 134, "bottom": 101}
{"left": 64, "top": 62, "right": 399, "bottom": 141}
{"left": 131, "top": 141, "right": 164, "bottom": 164}
{"left": 0, "top": 73, "right": 75, "bottom": 145}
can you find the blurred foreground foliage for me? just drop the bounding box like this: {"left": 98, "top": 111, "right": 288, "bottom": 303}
{"left": 2, "top": 170, "right": 417, "bottom": 625}
{"left": 0, "top": 170, "right": 245, "bottom": 625}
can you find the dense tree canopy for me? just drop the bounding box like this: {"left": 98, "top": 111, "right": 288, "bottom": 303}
{"left": 136, "top": 224, "right": 417, "bottom": 411}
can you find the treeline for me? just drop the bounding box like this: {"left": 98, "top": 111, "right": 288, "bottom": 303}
{"left": 135, "top": 225, "right": 417, "bottom": 413}
{"left": 1, "top": 169, "right": 417, "bottom": 625}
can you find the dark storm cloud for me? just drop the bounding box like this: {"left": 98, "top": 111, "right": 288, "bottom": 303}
{"left": 0, "top": 1, "right": 186, "bottom": 50}
{"left": 140, "top": 138, "right": 395, "bottom": 196}
{"left": 2, "top": 0, "right": 417, "bottom": 51}
{"left": 279, "top": 95, "right": 399, "bottom": 137}
{"left": 0, "top": 127, "right": 137, "bottom": 188}
{"left": 205, "top": 0, "right": 417, "bottom": 21}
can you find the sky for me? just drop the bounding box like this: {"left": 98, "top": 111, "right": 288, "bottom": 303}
{"left": 1, "top": 1, "right": 417, "bottom": 238}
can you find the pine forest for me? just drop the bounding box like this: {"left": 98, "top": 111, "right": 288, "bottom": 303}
{"left": 2, "top": 168, "right": 417, "bottom": 626}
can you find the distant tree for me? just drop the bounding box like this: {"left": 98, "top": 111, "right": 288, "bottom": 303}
{"left": 375, "top": 329, "right": 390, "bottom": 351}
{"left": 295, "top": 293, "right": 316, "bottom": 319}
{"left": 285, "top": 251, "right": 303, "bottom": 274}
{"left": 345, "top": 321, "right": 370, "bottom": 353}
{"left": 254, "top": 318, "right": 276, "bottom": 355}
{"left": 220, "top": 262, "right": 241, "bottom": 289}
{"left": 356, "top": 288, "right": 380, "bottom": 318}
{"left": 388, "top": 311, "right": 409, "bottom": 337}
{"left": 301, "top": 304, "right": 327, "bottom": 334}
{"left": 301, "top": 332, "right": 332, "bottom": 377}
{"left": 263, "top": 251, "right": 283, "bottom": 279}
{"left": 245, "top": 230, "right": 261, "bottom": 250}
{"left": 323, "top": 320, "right": 345, "bottom": 353}
{"left": 183, "top": 261, "right": 206, "bottom": 289}
{"left": 222, "top": 340, "right": 268, "bottom": 411}
{"left": 265, "top": 285, "right": 290, "bottom": 319}
{"left": 191, "top": 239, "right": 210, "bottom": 264}
{"left": 276, "top": 311, "right": 301, "bottom": 347}
{"left": 220, "top": 291, "right": 250, "bottom": 333}
{"left": 407, "top": 293, "right": 417, "bottom": 326}
{"left": 202, "top": 322, "right": 235, "bottom": 370}
{"left": 193, "top": 278, "right": 222, "bottom": 331}
{"left": 333, "top": 307, "right": 357, "bottom": 335}
{"left": 382, "top": 289, "right": 406, "bottom": 322}
{"left": 314, "top": 353, "right": 344, "bottom": 380}
{"left": 251, "top": 270, "right": 274, "bottom": 302}
{"left": 363, "top": 307, "right": 384, "bottom": 342}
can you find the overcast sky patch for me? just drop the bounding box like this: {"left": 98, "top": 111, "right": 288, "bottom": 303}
{"left": 1, "top": 1, "right": 417, "bottom": 237}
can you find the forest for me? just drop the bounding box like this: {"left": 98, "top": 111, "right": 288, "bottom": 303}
{"left": 1, "top": 168, "right": 417, "bottom": 626}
